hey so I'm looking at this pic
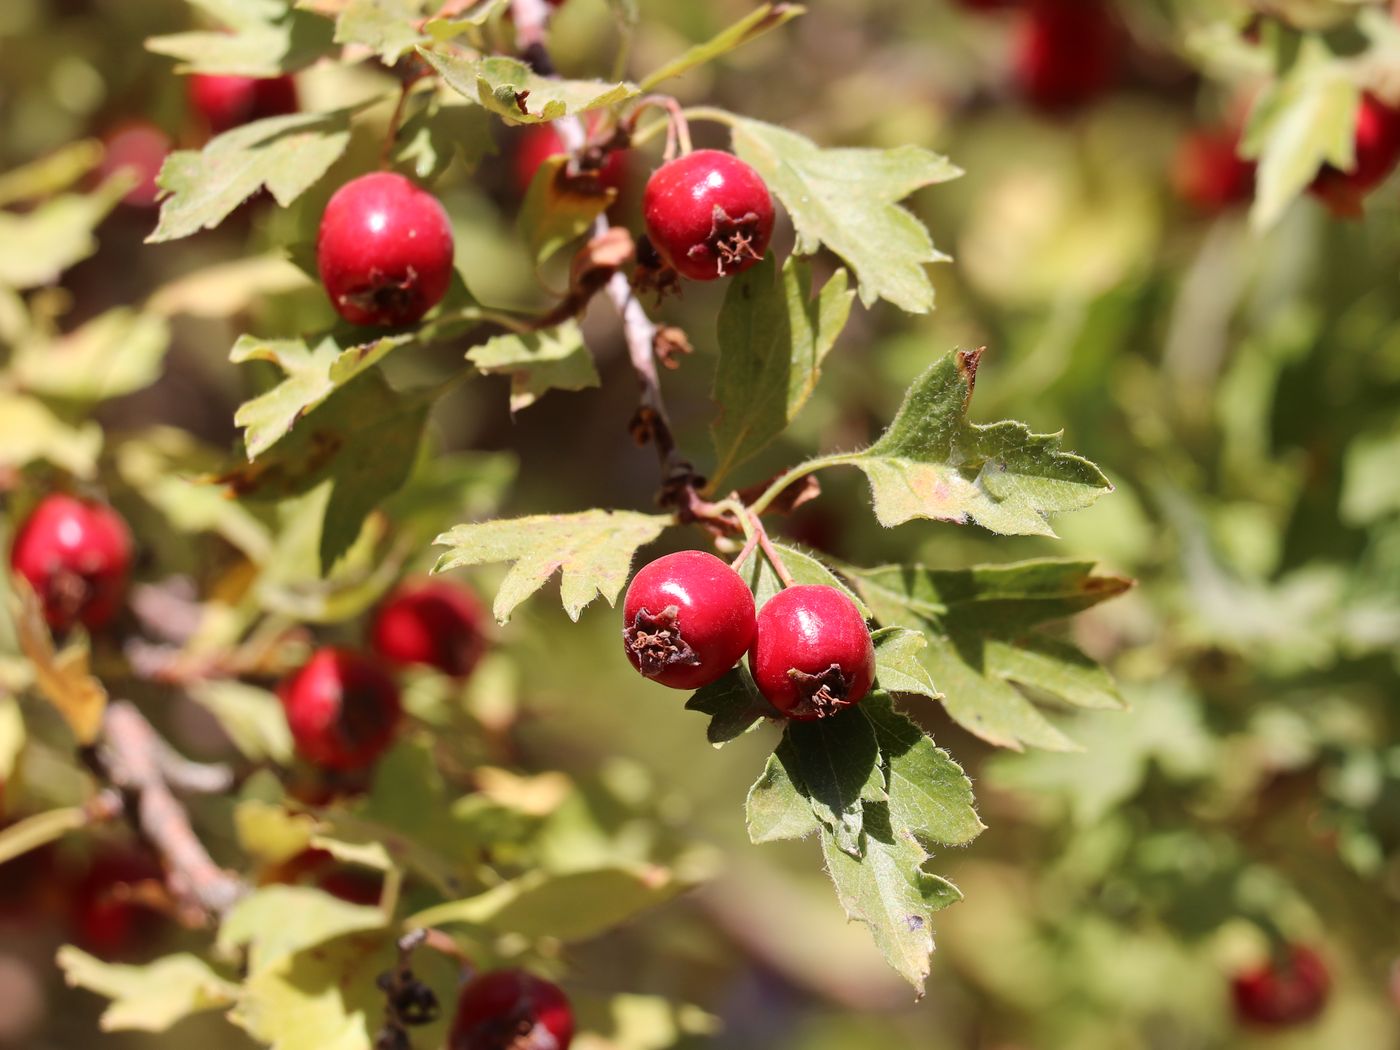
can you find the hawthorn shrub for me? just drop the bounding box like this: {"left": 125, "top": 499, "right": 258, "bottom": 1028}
{"left": 0, "top": 2, "right": 1398, "bottom": 1049}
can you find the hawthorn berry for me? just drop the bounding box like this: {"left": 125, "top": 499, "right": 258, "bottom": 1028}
{"left": 98, "top": 123, "right": 170, "bottom": 208}
{"left": 71, "top": 848, "right": 166, "bottom": 959}
{"left": 370, "top": 580, "right": 488, "bottom": 679}
{"left": 449, "top": 969, "right": 573, "bottom": 1050}
{"left": 748, "top": 584, "right": 875, "bottom": 721}
{"left": 316, "top": 172, "right": 455, "bottom": 327}
{"left": 513, "top": 121, "right": 628, "bottom": 197}
{"left": 622, "top": 551, "right": 757, "bottom": 691}
{"left": 10, "top": 493, "right": 133, "bottom": 634}
{"left": 1309, "top": 93, "right": 1400, "bottom": 217}
{"left": 278, "top": 648, "right": 402, "bottom": 771}
{"left": 1012, "top": 0, "right": 1120, "bottom": 113}
{"left": 642, "top": 149, "right": 774, "bottom": 281}
{"left": 188, "top": 73, "right": 298, "bottom": 135}
{"left": 1173, "top": 126, "right": 1254, "bottom": 212}
{"left": 1231, "top": 945, "right": 1331, "bottom": 1028}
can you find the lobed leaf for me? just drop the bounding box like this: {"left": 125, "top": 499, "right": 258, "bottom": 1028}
{"left": 148, "top": 0, "right": 334, "bottom": 75}
{"left": 420, "top": 50, "right": 638, "bottom": 124}
{"left": 777, "top": 709, "right": 885, "bottom": 858}
{"left": 746, "top": 750, "right": 820, "bottom": 843}
{"left": 394, "top": 93, "right": 497, "bottom": 182}
{"left": 13, "top": 308, "right": 169, "bottom": 402}
{"left": 57, "top": 949, "right": 240, "bottom": 1033}
{"left": 684, "top": 665, "right": 776, "bottom": 747}
{"left": 331, "top": 0, "right": 428, "bottom": 63}
{"left": 217, "top": 885, "right": 387, "bottom": 975}
{"left": 0, "top": 179, "right": 127, "bottom": 289}
{"left": 870, "top": 626, "right": 940, "bottom": 702}
{"left": 466, "top": 321, "right": 600, "bottom": 412}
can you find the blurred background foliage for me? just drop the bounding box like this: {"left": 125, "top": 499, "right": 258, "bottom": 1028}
{"left": 1, "top": 0, "right": 1399, "bottom": 1048}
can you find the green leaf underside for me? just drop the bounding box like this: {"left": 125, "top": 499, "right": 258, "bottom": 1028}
{"left": 711, "top": 255, "right": 853, "bottom": 485}
{"left": 851, "top": 559, "right": 1131, "bottom": 751}
{"left": 639, "top": 3, "right": 806, "bottom": 91}
{"left": 466, "top": 321, "right": 600, "bottom": 412}
{"left": 149, "top": 110, "right": 354, "bottom": 243}
{"left": 57, "top": 949, "right": 240, "bottom": 1033}
{"left": 217, "top": 885, "right": 387, "bottom": 976}
{"left": 147, "top": 1, "right": 334, "bottom": 76}
{"left": 394, "top": 95, "right": 497, "bottom": 182}
{"left": 684, "top": 665, "right": 776, "bottom": 746}
{"left": 729, "top": 117, "right": 960, "bottom": 312}
{"left": 433, "top": 510, "right": 670, "bottom": 623}
{"left": 420, "top": 50, "right": 638, "bottom": 123}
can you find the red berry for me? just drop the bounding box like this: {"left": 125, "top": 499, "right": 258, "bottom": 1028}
{"left": 10, "top": 494, "right": 133, "bottom": 634}
{"left": 71, "top": 848, "right": 165, "bottom": 959}
{"left": 748, "top": 585, "right": 875, "bottom": 721}
{"left": 642, "top": 149, "right": 774, "bottom": 282}
{"left": 188, "top": 73, "right": 299, "bottom": 135}
{"left": 1013, "top": 0, "right": 1120, "bottom": 113}
{"left": 1231, "top": 945, "right": 1331, "bottom": 1028}
{"left": 450, "top": 970, "right": 573, "bottom": 1050}
{"left": 513, "top": 121, "right": 628, "bottom": 197}
{"left": 98, "top": 123, "right": 171, "bottom": 209}
{"left": 279, "top": 648, "right": 402, "bottom": 771}
{"left": 1309, "top": 94, "right": 1400, "bottom": 217}
{"left": 622, "top": 551, "right": 757, "bottom": 691}
{"left": 370, "top": 580, "right": 488, "bottom": 679}
{"left": 957, "top": 0, "right": 1021, "bottom": 10}
{"left": 316, "top": 172, "right": 455, "bottom": 327}
{"left": 1174, "top": 126, "right": 1255, "bottom": 212}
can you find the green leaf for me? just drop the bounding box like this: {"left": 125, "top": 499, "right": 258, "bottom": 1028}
{"left": 684, "top": 665, "right": 775, "bottom": 746}
{"left": 148, "top": 4, "right": 335, "bottom": 75}
{"left": 746, "top": 750, "right": 820, "bottom": 843}
{"left": 331, "top": 0, "right": 428, "bottom": 63}
{"left": 0, "top": 180, "right": 126, "bottom": 289}
{"left": 819, "top": 804, "right": 962, "bottom": 993}
{"left": 0, "top": 393, "right": 102, "bottom": 477}
{"left": 188, "top": 680, "right": 294, "bottom": 764}
{"left": 394, "top": 94, "right": 497, "bottom": 182}
{"left": 710, "top": 255, "right": 853, "bottom": 484}
{"left": 234, "top": 800, "right": 318, "bottom": 865}
{"left": 850, "top": 558, "right": 1131, "bottom": 751}
{"left": 149, "top": 110, "right": 354, "bottom": 243}
{"left": 218, "top": 885, "right": 387, "bottom": 975}
{"left": 13, "top": 308, "right": 169, "bottom": 402}
{"left": 739, "top": 541, "right": 869, "bottom": 616}
{"left": 1342, "top": 425, "right": 1400, "bottom": 525}
{"left": 0, "top": 694, "right": 23, "bottom": 782}
{"left": 433, "top": 509, "right": 669, "bottom": 623}
{"left": 729, "top": 117, "right": 960, "bottom": 312}
{"left": 423, "top": 0, "right": 510, "bottom": 38}
{"left": 778, "top": 708, "right": 885, "bottom": 858}
{"left": 57, "top": 949, "right": 240, "bottom": 1033}
{"left": 0, "top": 806, "right": 87, "bottom": 866}
{"left": 146, "top": 253, "right": 308, "bottom": 318}
{"left": 1242, "top": 38, "right": 1359, "bottom": 229}
{"left": 466, "top": 321, "right": 600, "bottom": 412}
{"left": 0, "top": 140, "right": 103, "bottom": 207}
{"left": 843, "top": 349, "right": 1113, "bottom": 535}
{"left": 639, "top": 3, "right": 805, "bottom": 91}
{"left": 517, "top": 155, "right": 616, "bottom": 263}
{"left": 421, "top": 50, "right": 639, "bottom": 124}
{"left": 870, "top": 627, "right": 940, "bottom": 701}
{"left": 858, "top": 693, "right": 983, "bottom": 848}
{"left": 407, "top": 866, "right": 683, "bottom": 941}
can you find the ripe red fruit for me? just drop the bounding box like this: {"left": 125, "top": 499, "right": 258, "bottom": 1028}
{"left": 1012, "top": 0, "right": 1120, "bottom": 113}
{"left": 188, "top": 73, "right": 299, "bottom": 135}
{"left": 279, "top": 648, "right": 402, "bottom": 771}
{"left": 1174, "top": 126, "right": 1255, "bottom": 212}
{"left": 71, "top": 848, "right": 165, "bottom": 959}
{"left": 316, "top": 172, "right": 455, "bottom": 327}
{"left": 1231, "top": 945, "right": 1331, "bottom": 1028}
{"left": 10, "top": 494, "right": 133, "bottom": 634}
{"left": 1309, "top": 94, "right": 1400, "bottom": 217}
{"left": 642, "top": 149, "right": 775, "bottom": 281}
{"left": 370, "top": 580, "right": 488, "bottom": 679}
{"left": 450, "top": 970, "right": 573, "bottom": 1050}
{"left": 98, "top": 123, "right": 171, "bottom": 208}
{"left": 622, "top": 551, "right": 757, "bottom": 691}
{"left": 513, "top": 122, "right": 627, "bottom": 196}
{"left": 748, "top": 585, "right": 875, "bottom": 721}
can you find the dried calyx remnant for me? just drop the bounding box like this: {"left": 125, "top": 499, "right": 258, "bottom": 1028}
{"left": 340, "top": 266, "right": 421, "bottom": 318}
{"left": 786, "top": 663, "right": 854, "bottom": 720}
{"left": 693, "top": 205, "right": 765, "bottom": 276}
{"left": 624, "top": 605, "right": 701, "bottom": 678}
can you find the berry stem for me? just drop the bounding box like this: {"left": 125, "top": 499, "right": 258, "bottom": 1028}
{"left": 746, "top": 453, "right": 859, "bottom": 516}
{"left": 380, "top": 80, "right": 414, "bottom": 170}
{"left": 746, "top": 508, "right": 795, "bottom": 587}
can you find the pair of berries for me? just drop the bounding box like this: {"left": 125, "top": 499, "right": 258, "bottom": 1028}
{"left": 450, "top": 969, "right": 573, "bottom": 1050}
{"left": 10, "top": 493, "right": 133, "bottom": 636}
{"left": 1231, "top": 945, "right": 1330, "bottom": 1028}
{"left": 278, "top": 580, "right": 486, "bottom": 772}
{"left": 622, "top": 551, "right": 876, "bottom": 721}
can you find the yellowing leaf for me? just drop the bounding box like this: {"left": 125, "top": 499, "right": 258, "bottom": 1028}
{"left": 13, "top": 583, "right": 107, "bottom": 744}
{"left": 57, "top": 949, "right": 239, "bottom": 1033}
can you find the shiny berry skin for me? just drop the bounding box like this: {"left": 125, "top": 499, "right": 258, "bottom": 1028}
{"left": 1174, "top": 126, "right": 1254, "bottom": 212}
{"left": 1013, "top": 0, "right": 1120, "bottom": 113}
{"left": 643, "top": 150, "right": 774, "bottom": 281}
{"left": 1309, "top": 94, "right": 1400, "bottom": 217}
{"left": 1231, "top": 945, "right": 1331, "bottom": 1028}
{"left": 513, "top": 121, "right": 627, "bottom": 196}
{"left": 748, "top": 585, "right": 875, "bottom": 721}
{"left": 98, "top": 123, "right": 170, "bottom": 208}
{"left": 316, "top": 172, "right": 455, "bottom": 327}
{"left": 188, "top": 73, "right": 298, "bottom": 135}
{"left": 10, "top": 494, "right": 133, "bottom": 634}
{"left": 370, "top": 580, "right": 487, "bottom": 679}
{"left": 623, "top": 551, "right": 756, "bottom": 691}
{"left": 278, "top": 648, "right": 402, "bottom": 771}
{"left": 450, "top": 970, "right": 573, "bottom": 1050}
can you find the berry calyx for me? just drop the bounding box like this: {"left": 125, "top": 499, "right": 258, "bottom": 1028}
{"left": 10, "top": 493, "right": 133, "bottom": 634}
{"left": 748, "top": 584, "right": 875, "bottom": 721}
{"left": 513, "top": 120, "right": 628, "bottom": 197}
{"left": 316, "top": 172, "right": 455, "bottom": 327}
{"left": 1309, "top": 94, "right": 1400, "bottom": 217}
{"left": 622, "top": 550, "right": 757, "bottom": 691}
{"left": 1231, "top": 945, "right": 1331, "bottom": 1028}
{"left": 188, "top": 73, "right": 299, "bottom": 135}
{"left": 370, "top": 579, "right": 488, "bottom": 679}
{"left": 98, "top": 123, "right": 171, "bottom": 209}
{"left": 1174, "top": 126, "right": 1255, "bottom": 212}
{"left": 1013, "top": 0, "right": 1120, "bottom": 113}
{"left": 449, "top": 969, "right": 573, "bottom": 1050}
{"left": 278, "top": 648, "right": 402, "bottom": 771}
{"left": 642, "top": 149, "right": 774, "bottom": 282}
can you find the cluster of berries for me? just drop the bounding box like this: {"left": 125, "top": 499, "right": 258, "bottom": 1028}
{"left": 620, "top": 550, "right": 876, "bottom": 721}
